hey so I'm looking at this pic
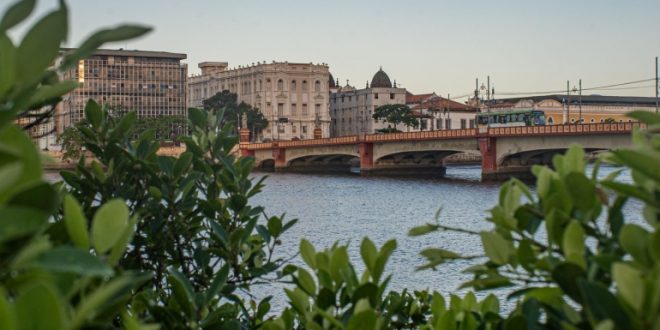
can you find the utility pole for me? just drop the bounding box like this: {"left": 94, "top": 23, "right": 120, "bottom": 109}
{"left": 579, "top": 79, "right": 582, "bottom": 123}
{"left": 566, "top": 80, "right": 570, "bottom": 124}
{"left": 656, "top": 56, "right": 658, "bottom": 113}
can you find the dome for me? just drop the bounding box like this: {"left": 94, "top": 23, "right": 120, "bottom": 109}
{"left": 370, "top": 67, "right": 392, "bottom": 88}
{"left": 329, "top": 73, "right": 336, "bottom": 88}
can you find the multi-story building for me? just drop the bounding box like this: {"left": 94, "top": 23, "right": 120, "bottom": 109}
{"left": 407, "top": 93, "right": 479, "bottom": 131}
{"left": 55, "top": 48, "right": 188, "bottom": 145}
{"left": 479, "top": 95, "right": 658, "bottom": 124}
{"left": 188, "top": 61, "right": 331, "bottom": 141}
{"left": 330, "top": 68, "right": 407, "bottom": 136}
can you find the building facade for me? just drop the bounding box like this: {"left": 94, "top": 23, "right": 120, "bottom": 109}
{"left": 407, "top": 93, "right": 479, "bottom": 131}
{"left": 188, "top": 61, "right": 331, "bottom": 141}
{"left": 330, "top": 68, "right": 407, "bottom": 136}
{"left": 54, "top": 49, "right": 188, "bottom": 146}
{"left": 480, "top": 95, "right": 658, "bottom": 124}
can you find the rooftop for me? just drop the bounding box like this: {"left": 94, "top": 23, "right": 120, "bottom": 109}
{"left": 61, "top": 48, "right": 187, "bottom": 59}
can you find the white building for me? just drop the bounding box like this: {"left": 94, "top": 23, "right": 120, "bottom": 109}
{"left": 330, "top": 68, "right": 407, "bottom": 136}
{"left": 188, "top": 61, "right": 331, "bottom": 141}
{"left": 407, "top": 93, "right": 479, "bottom": 131}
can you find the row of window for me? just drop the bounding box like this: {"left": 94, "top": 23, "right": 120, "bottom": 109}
{"left": 332, "top": 93, "right": 396, "bottom": 103}
{"left": 271, "top": 103, "right": 324, "bottom": 116}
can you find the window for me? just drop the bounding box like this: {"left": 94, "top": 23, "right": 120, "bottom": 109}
{"left": 302, "top": 126, "right": 307, "bottom": 134}
{"left": 292, "top": 125, "right": 297, "bottom": 133}
{"left": 374, "top": 93, "right": 379, "bottom": 99}
{"left": 548, "top": 117, "right": 555, "bottom": 125}
{"left": 445, "top": 119, "right": 451, "bottom": 129}
{"left": 390, "top": 93, "right": 394, "bottom": 99}
{"left": 460, "top": 119, "right": 467, "bottom": 129}
{"left": 421, "top": 119, "right": 428, "bottom": 130}
{"left": 436, "top": 119, "right": 442, "bottom": 130}
{"left": 315, "top": 104, "right": 321, "bottom": 115}
{"left": 302, "top": 80, "right": 308, "bottom": 91}
{"left": 291, "top": 103, "right": 297, "bottom": 115}
{"left": 291, "top": 80, "right": 296, "bottom": 91}
{"left": 315, "top": 80, "right": 321, "bottom": 92}
{"left": 277, "top": 79, "right": 284, "bottom": 91}
{"left": 278, "top": 103, "right": 284, "bottom": 116}
{"left": 278, "top": 125, "right": 285, "bottom": 133}
{"left": 469, "top": 119, "right": 475, "bottom": 128}
{"left": 302, "top": 104, "right": 308, "bottom": 115}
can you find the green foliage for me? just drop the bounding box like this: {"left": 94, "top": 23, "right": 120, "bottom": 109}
{"left": 411, "top": 113, "right": 660, "bottom": 329}
{"left": 60, "top": 101, "right": 296, "bottom": 328}
{"left": 372, "top": 104, "right": 420, "bottom": 131}
{"left": 203, "top": 90, "right": 268, "bottom": 137}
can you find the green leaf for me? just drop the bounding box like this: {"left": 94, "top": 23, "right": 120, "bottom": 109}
{"left": 373, "top": 239, "right": 396, "bottom": 283}
{"left": 561, "top": 144, "right": 586, "bottom": 176}
{"left": 8, "top": 181, "right": 58, "bottom": 213}
{"left": 60, "top": 25, "right": 151, "bottom": 69}
{"left": 417, "top": 247, "right": 460, "bottom": 270}
{"left": 562, "top": 220, "right": 586, "bottom": 269}
{"left": 15, "top": 283, "right": 65, "bottom": 330}
{"left": 0, "top": 34, "right": 16, "bottom": 98}
{"left": 552, "top": 263, "right": 586, "bottom": 304}
{"left": 611, "top": 149, "right": 660, "bottom": 183}
{"left": 284, "top": 288, "right": 309, "bottom": 315}
{"left": 32, "top": 246, "right": 113, "bottom": 277}
{"left": 0, "top": 206, "right": 48, "bottom": 243}
{"left": 206, "top": 264, "right": 230, "bottom": 304}
{"left": 267, "top": 216, "right": 282, "bottom": 237}
{"left": 0, "top": 0, "right": 36, "bottom": 32}
{"left": 627, "top": 111, "right": 660, "bottom": 125}
{"left": 619, "top": 224, "right": 651, "bottom": 266}
{"left": 612, "top": 263, "right": 644, "bottom": 312}
{"left": 408, "top": 223, "right": 439, "bottom": 236}
{"left": 106, "top": 215, "right": 138, "bottom": 266}
{"left": 299, "top": 239, "right": 316, "bottom": 268}
{"left": 15, "top": 4, "right": 67, "bottom": 87}
{"left": 167, "top": 268, "right": 197, "bottom": 318}
{"left": 578, "top": 280, "right": 631, "bottom": 329}
{"left": 294, "top": 268, "right": 316, "bottom": 296}
{"left": 480, "top": 231, "right": 512, "bottom": 265}
{"left": 0, "top": 126, "right": 43, "bottom": 204}
{"left": 71, "top": 275, "right": 135, "bottom": 328}
{"left": 347, "top": 309, "right": 378, "bottom": 330}
{"left": 564, "top": 173, "right": 596, "bottom": 211}
{"left": 63, "top": 195, "right": 89, "bottom": 248}
{"left": 0, "top": 288, "right": 17, "bottom": 330}
{"left": 84, "top": 99, "right": 103, "bottom": 129}
{"left": 360, "top": 237, "right": 378, "bottom": 274}
{"left": 27, "top": 81, "right": 79, "bottom": 108}
{"left": 92, "top": 199, "right": 129, "bottom": 254}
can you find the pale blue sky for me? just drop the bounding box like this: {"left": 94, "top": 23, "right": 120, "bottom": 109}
{"left": 4, "top": 0, "right": 660, "bottom": 100}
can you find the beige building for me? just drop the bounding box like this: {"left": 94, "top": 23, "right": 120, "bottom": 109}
{"left": 51, "top": 49, "right": 188, "bottom": 147}
{"left": 407, "top": 93, "right": 479, "bottom": 131}
{"left": 188, "top": 61, "right": 331, "bottom": 141}
{"left": 330, "top": 68, "right": 407, "bottom": 136}
{"left": 479, "top": 95, "right": 658, "bottom": 124}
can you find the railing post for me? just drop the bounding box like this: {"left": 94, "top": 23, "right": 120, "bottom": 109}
{"left": 359, "top": 142, "right": 374, "bottom": 171}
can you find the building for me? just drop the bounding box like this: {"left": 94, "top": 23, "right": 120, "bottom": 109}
{"left": 480, "top": 94, "right": 658, "bottom": 124}
{"left": 54, "top": 48, "right": 188, "bottom": 146}
{"left": 330, "top": 68, "right": 407, "bottom": 136}
{"left": 406, "top": 93, "right": 479, "bottom": 131}
{"left": 188, "top": 61, "right": 331, "bottom": 141}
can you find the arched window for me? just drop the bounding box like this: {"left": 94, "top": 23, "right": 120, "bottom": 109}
{"left": 266, "top": 79, "right": 271, "bottom": 90}
{"left": 547, "top": 117, "right": 554, "bottom": 125}
{"left": 590, "top": 118, "right": 595, "bottom": 123}
{"left": 314, "top": 80, "right": 321, "bottom": 92}
{"left": 302, "top": 80, "right": 308, "bottom": 91}
{"left": 277, "top": 79, "right": 284, "bottom": 91}
{"left": 291, "top": 80, "right": 297, "bottom": 91}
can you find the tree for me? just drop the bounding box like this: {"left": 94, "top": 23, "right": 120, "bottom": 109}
{"left": 373, "top": 104, "right": 420, "bottom": 131}
{"left": 203, "top": 90, "right": 268, "bottom": 138}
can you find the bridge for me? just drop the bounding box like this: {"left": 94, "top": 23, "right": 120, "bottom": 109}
{"left": 238, "top": 123, "right": 642, "bottom": 180}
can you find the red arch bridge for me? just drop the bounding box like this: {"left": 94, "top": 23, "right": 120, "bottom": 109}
{"left": 238, "top": 123, "right": 643, "bottom": 180}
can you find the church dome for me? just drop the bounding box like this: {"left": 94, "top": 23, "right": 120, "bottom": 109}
{"left": 329, "top": 73, "right": 336, "bottom": 88}
{"left": 370, "top": 67, "right": 392, "bottom": 88}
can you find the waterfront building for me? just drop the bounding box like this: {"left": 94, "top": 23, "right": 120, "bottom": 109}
{"left": 50, "top": 48, "right": 188, "bottom": 149}
{"left": 330, "top": 68, "right": 407, "bottom": 136}
{"left": 188, "top": 61, "right": 331, "bottom": 141}
{"left": 406, "top": 92, "right": 479, "bottom": 131}
{"left": 479, "top": 95, "right": 658, "bottom": 124}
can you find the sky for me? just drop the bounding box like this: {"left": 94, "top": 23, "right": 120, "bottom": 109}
{"left": 4, "top": 0, "right": 660, "bottom": 101}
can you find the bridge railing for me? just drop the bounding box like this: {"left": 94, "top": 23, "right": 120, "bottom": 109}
{"left": 487, "top": 122, "right": 644, "bottom": 137}
{"left": 243, "top": 123, "right": 645, "bottom": 150}
{"left": 245, "top": 135, "right": 360, "bottom": 150}
{"left": 364, "top": 128, "right": 477, "bottom": 142}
